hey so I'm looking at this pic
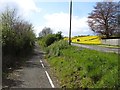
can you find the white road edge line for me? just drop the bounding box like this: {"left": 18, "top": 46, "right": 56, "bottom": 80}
{"left": 40, "top": 60, "right": 42, "bottom": 63}
{"left": 45, "top": 71, "right": 55, "bottom": 88}
{"left": 41, "top": 63, "right": 45, "bottom": 68}
{"left": 40, "top": 60, "right": 55, "bottom": 88}
{"left": 40, "top": 60, "right": 45, "bottom": 68}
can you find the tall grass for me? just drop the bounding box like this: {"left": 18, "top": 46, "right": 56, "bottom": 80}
{"left": 46, "top": 40, "right": 119, "bottom": 88}
{"left": 46, "top": 40, "right": 69, "bottom": 57}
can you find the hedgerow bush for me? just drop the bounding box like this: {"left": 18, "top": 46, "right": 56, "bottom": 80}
{"left": 44, "top": 34, "right": 57, "bottom": 47}
{"left": 38, "top": 32, "right": 63, "bottom": 48}
{"left": 38, "top": 34, "right": 56, "bottom": 48}
{"left": 1, "top": 8, "right": 36, "bottom": 71}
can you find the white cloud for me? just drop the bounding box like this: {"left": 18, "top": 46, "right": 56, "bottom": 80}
{"left": 44, "top": 12, "right": 70, "bottom": 36}
{"left": 34, "top": 0, "right": 118, "bottom": 2}
{"left": 0, "top": 0, "right": 94, "bottom": 37}
{"left": 0, "top": 0, "right": 41, "bottom": 16}
{"left": 35, "top": 12, "right": 93, "bottom": 37}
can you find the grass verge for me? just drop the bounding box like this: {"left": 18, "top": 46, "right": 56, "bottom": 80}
{"left": 45, "top": 40, "right": 119, "bottom": 88}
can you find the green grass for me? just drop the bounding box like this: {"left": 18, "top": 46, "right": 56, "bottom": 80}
{"left": 45, "top": 40, "right": 119, "bottom": 88}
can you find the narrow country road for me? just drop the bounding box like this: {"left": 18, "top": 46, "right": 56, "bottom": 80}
{"left": 72, "top": 43, "right": 120, "bottom": 54}
{"left": 3, "top": 43, "right": 59, "bottom": 89}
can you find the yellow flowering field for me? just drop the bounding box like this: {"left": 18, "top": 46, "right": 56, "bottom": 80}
{"left": 64, "top": 37, "right": 69, "bottom": 40}
{"left": 64, "top": 36, "right": 101, "bottom": 44}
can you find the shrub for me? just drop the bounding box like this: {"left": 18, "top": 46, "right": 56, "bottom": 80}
{"left": 38, "top": 32, "right": 63, "bottom": 48}
{"left": 1, "top": 8, "right": 36, "bottom": 71}
{"left": 1, "top": 8, "right": 35, "bottom": 56}
{"left": 44, "top": 34, "right": 57, "bottom": 47}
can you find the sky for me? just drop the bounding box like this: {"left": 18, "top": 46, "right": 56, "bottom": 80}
{"left": 0, "top": 0, "right": 119, "bottom": 37}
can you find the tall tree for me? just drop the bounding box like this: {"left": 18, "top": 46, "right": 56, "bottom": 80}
{"left": 39, "top": 27, "right": 52, "bottom": 37}
{"left": 116, "top": 1, "right": 120, "bottom": 37}
{"left": 117, "top": 1, "right": 120, "bottom": 24}
{"left": 87, "top": 2, "right": 118, "bottom": 38}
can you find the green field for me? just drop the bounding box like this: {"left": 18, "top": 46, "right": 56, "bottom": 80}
{"left": 45, "top": 40, "right": 119, "bottom": 88}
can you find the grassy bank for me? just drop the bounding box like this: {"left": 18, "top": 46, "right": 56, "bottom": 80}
{"left": 45, "top": 40, "right": 119, "bottom": 88}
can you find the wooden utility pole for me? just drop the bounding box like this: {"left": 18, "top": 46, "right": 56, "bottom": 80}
{"left": 69, "top": 0, "right": 72, "bottom": 45}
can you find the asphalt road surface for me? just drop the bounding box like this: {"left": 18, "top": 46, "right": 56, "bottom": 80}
{"left": 3, "top": 43, "right": 59, "bottom": 89}
{"left": 72, "top": 43, "right": 120, "bottom": 54}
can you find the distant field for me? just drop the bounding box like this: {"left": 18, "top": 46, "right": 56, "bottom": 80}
{"left": 64, "top": 36, "right": 101, "bottom": 44}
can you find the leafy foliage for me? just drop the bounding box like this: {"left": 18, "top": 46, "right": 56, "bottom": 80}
{"left": 1, "top": 8, "right": 36, "bottom": 70}
{"left": 44, "top": 34, "right": 57, "bottom": 47}
{"left": 38, "top": 32, "right": 63, "bottom": 48}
